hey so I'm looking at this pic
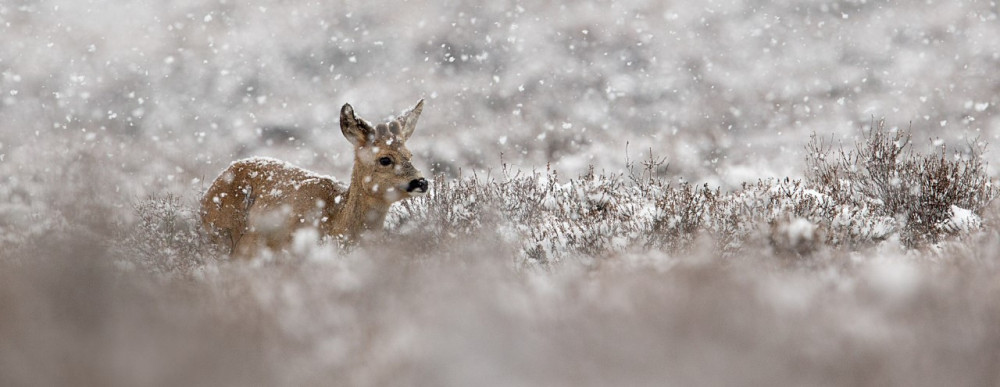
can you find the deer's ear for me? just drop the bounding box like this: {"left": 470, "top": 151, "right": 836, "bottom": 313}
{"left": 399, "top": 99, "right": 424, "bottom": 141}
{"left": 341, "top": 103, "right": 372, "bottom": 147}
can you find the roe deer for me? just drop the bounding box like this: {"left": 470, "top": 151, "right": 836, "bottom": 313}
{"left": 200, "top": 100, "right": 429, "bottom": 257}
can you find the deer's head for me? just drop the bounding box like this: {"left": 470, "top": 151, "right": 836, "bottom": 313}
{"left": 340, "top": 100, "right": 429, "bottom": 203}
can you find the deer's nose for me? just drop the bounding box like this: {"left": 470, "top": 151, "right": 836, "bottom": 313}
{"left": 406, "top": 178, "right": 429, "bottom": 193}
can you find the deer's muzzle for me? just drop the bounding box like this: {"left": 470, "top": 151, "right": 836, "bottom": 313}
{"left": 406, "top": 178, "right": 429, "bottom": 194}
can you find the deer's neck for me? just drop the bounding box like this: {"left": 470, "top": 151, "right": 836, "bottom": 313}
{"left": 333, "top": 169, "right": 391, "bottom": 239}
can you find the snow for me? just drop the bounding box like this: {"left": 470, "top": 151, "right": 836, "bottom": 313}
{"left": 2, "top": 0, "right": 1000, "bottom": 385}
{"left": 939, "top": 205, "right": 982, "bottom": 233}
{"left": 785, "top": 217, "right": 818, "bottom": 246}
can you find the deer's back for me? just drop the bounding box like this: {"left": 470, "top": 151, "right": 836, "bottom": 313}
{"left": 201, "top": 157, "right": 346, "bottom": 236}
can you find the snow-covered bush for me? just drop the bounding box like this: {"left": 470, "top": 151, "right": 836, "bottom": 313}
{"left": 113, "top": 195, "right": 223, "bottom": 276}
{"left": 807, "top": 121, "right": 998, "bottom": 246}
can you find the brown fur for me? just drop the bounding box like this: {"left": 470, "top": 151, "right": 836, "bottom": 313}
{"left": 200, "top": 100, "right": 428, "bottom": 257}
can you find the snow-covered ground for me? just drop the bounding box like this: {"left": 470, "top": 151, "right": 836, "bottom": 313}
{"left": 3, "top": 0, "right": 1000, "bottom": 385}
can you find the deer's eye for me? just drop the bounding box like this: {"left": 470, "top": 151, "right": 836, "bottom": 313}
{"left": 378, "top": 156, "right": 393, "bottom": 166}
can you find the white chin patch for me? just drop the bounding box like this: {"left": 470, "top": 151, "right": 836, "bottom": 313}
{"left": 383, "top": 190, "right": 403, "bottom": 202}
{"left": 408, "top": 189, "right": 427, "bottom": 196}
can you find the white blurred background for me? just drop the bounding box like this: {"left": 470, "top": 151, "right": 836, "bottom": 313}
{"left": 3, "top": 0, "right": 999, "bottom": 197}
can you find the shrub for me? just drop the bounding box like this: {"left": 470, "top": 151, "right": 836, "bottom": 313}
{"left": 113, "top": 195, "right": 223, "bottom": 276}
{"left": 116, "top": 121, "right": 999, "bottom": 272}
{"left": 806, "top": 120, "right": 998, "bottom": 246}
